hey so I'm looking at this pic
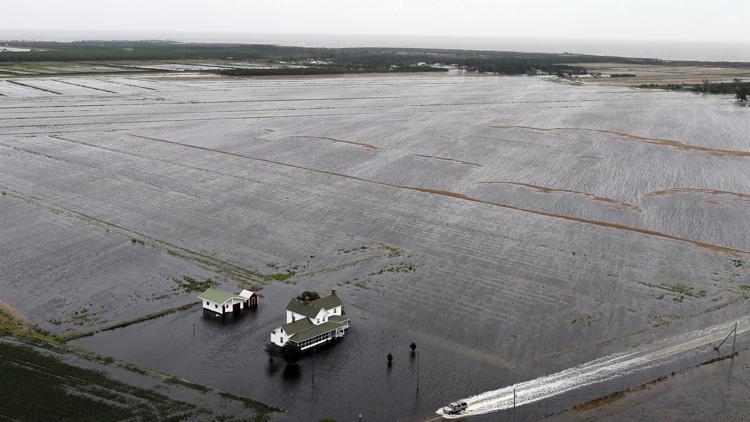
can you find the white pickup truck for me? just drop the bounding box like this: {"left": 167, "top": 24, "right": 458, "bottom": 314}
{"left": 441, "top": 401, "right": 468, "bottom": 415}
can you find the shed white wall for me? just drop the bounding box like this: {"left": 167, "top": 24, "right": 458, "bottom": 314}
{"left": 202, "top": 300, "right": 225, "bottom": 313}
{"left": 202, "top": 297, "right": 247, "bottom": 314}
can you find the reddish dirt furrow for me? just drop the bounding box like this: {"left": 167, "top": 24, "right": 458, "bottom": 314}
{"left": 489, "top": 124, "right": 750, "bottom": 157}
{"left": 480, "top": 181, "right": 641, "bottom": 212}
{"left": 413, "top": 154, "right": 482, "bottom": 167}
{"left": 469, "top": 134, "right": 554, "bottom": 149}
{"left": 645, "top": 188, "right": 750, "bottom": 202}
{"left": 288, "top": 135, "right": 380, "bottom": 150}
{"left": 126, "top": 133, "right": 749, "bottom": 257}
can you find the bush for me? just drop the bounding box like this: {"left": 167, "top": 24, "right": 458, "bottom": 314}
{"left": 296, "top": 291, "right": 321, "bottom": 301}
{"left": 281, "top": 343, "right": 302, "bottom": 363}
{"left": 264, "top": 343, "right": 279, "bottom": 359}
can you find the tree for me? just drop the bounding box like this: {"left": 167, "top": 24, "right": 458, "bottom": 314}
{"left": 736, "top": 86, "right": 748, "bottom": 102}
{"left": 264, "top": 343, "right": 279, "bottom": 361}
{"left": 281, "top": 343, "right": 302, "bottom": 363}
{"left": 296, "top": 291, "right": 321, "bottom": 301}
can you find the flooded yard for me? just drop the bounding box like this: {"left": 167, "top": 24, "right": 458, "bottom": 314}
{"left": 1, "top": 72, "right": 748, "bottom": 420}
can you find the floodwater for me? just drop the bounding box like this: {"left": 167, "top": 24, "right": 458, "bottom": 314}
{"left": 1, "top": 72, "right": 749, "bottom": 420}
{"left": 74, "top": 283, "right": 515, "bottom": 421}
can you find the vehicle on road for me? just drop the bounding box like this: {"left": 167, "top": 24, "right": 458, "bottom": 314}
{"left": 442, "top": 401, "right": 468, "bottom": 415}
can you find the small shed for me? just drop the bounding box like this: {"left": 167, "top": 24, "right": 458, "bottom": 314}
{"left": 198, "top": 288, "right": 258, "bottom": 317}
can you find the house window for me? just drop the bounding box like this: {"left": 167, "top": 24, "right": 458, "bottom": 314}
{"left": 292, "top": 315, "right": 296, "bottom": 322}
{"left": 214, "top": 304, "right": 218, "bottom": 308}
{"left": 205, "top": 301, "right": 209, "bottom": 306}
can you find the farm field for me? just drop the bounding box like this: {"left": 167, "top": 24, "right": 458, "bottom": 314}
{"left": 0, "top": 335, "right": 278, "bottom": 421}
{"left": 1, "top": 71, "right": 749, "bottom": 420}
{"left": 571, "top": 62, "right": 750, "bottom": 85}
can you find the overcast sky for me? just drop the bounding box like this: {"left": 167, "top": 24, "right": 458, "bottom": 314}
{"left": 1, "top": 0, "right": 749, "bottom": 42}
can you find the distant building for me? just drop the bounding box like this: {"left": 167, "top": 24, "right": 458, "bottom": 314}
{"left": 270, "top": 289, "right": 350, "bottom": 350}
{"left": 199, "top": 288, "right": 258, "bottom": 317}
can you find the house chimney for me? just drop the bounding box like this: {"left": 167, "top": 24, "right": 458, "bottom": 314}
{"left": 331, "top": 288, "right": 336, "bottom": 296}
{"left": 304, "top": 296, "right": 310, "bottom": 306}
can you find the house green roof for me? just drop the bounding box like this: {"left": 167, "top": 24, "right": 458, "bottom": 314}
{"left": 327, "top": 315, "right": 349, "bottom": 324}
{"left": 289, "top": 320, "right": 346, "bottom": 343}
{"left": 315, "top": 294, "right": 343, "bottom": 310}
{"left": 286, "top": 299, "right": 323, "bottom": 319}
{"left": 285, "top": 294, "right": 343, "bottom": 318}
{"left": 281, "top": 318, "right": 314, "bottom": 335}
{"left": 198, "top": 288, "right": 235, "bottom": 304}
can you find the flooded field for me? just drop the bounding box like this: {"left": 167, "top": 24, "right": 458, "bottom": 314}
{"left": 1, "top": 72, "right": 749, "bottom": 420}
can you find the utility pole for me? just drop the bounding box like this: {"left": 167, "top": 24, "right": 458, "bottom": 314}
{"left": 715, "top": 322, "right": 738, "bottom": 355}
{"left": 513, "top": 387, "right": 516, "bottom": 422}
{"left": 312, "top": 346, "right": 316, "bottom": 385}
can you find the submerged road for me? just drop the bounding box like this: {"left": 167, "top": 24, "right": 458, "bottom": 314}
{"left": 434, "top": 317, "right": 750, "bottom": 420}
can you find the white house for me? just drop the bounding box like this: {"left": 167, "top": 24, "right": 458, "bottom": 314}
{"left": 271, "top": 289, "right": 350, "bottom": 350}
{"left": 198, "top": 288, "right": 258, "bottom": 317}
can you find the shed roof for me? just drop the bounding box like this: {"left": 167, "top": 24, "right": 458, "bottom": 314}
{"left": 198, "top": 288, "right": 235, "bottom": 305}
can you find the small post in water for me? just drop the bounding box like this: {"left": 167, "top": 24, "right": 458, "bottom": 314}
{"left": 513, "top": 387, "right": 516, "bottom": 422}
{"left": 732, "top": 321, "right": 737, "bottom": 357}
{"left": 416, "top": 350, "right": 420, "bottom": 392}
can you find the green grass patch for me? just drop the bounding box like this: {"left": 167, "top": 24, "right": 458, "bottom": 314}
{"left": 165, "top": 376, "right": 211, "bottom": 392}
{"left": 0, "top": 341, "right": 194, "bottom": 421}
{"left": 0, "top": 306, "right": 59, "bottom": 344}
{"left": 266, "top": 271, "right": 295, "bottom": 282}
{"left": 368, "top": 262, "right": 417, "bottom": 276}
{"left": 638, "top": 281, "right": 699, "bottom": 298}
{"left": 175, "top": 276, "right": 217, "bottom": 293}
{"left": 218, "top": 391, "right": 284, "bottom": 413}
{"left": 572, "top": 391, "right": 626, "bottom": 411}
{"left": 62, "top": 302, "right": 199, "bottom": 341}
